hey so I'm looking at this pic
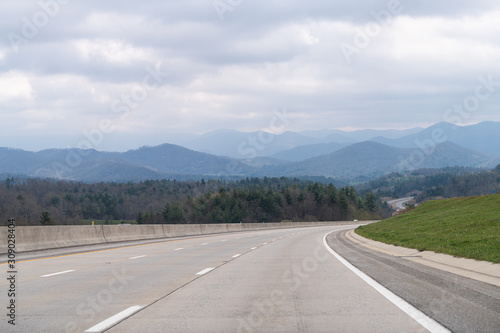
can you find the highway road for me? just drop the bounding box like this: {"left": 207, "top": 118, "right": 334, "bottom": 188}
{"left": 387, "top": 197, "right": 414, "bottom": 211}
{"left": 1, "top": 225, "right": 498, "bottom": 332}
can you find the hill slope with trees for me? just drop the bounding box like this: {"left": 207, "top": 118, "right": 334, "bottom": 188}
{"left": 357, "top": 165, "right": 500, "bottom": 203}
{"left": 0, "top": 177, "right": 380, "bottom": 226}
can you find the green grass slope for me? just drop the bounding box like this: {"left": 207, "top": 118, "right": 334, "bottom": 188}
{"left": 356, "top": 195, "right": 500, "bottom": 263}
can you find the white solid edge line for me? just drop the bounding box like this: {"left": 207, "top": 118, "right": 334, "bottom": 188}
{"left": 41, "top": 270, "right": 75, "bottom": 278}
{"left": 129, "top": 255, "right": 146, "bottom": 260}
{"left": 322, "top": 232, "right": 450, "bottom": 333}
{"left": 196, "top": 267, "right": 215, "bottom": 275}
{"left": 85, "top": 305, "right": 143, "bottom": 332}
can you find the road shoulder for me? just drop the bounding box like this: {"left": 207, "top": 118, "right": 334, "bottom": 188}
{"left": 347, "top": 229, "right": 500, "bottom": 287}
{"left": 326, "top": 228, "right": 500, "bottom": 333}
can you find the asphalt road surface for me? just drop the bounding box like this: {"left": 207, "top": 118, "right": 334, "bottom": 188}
{"left": 387, "top": 197, "right": 414, "bottom": 211}
{"left": 1, "top": 225, "right": 498, "bottom": 332}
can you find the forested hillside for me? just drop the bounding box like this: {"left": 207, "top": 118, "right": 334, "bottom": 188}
{"left": 269, "top": 141, "right": 495, "bottom": 180}
{"left": 357, "top": 165, "right": 500, "bottom": 202}
{"left": 0, "top": 177, "right": 380, "bottom": 226}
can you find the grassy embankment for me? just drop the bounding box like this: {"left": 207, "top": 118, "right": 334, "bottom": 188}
{"left": 356, "top": 195, "right": 500, "bottom": 263}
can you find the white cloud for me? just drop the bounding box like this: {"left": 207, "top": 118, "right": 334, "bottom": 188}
{"left": 1, "top": 1, "right": 500, "bottom": 150}
{"left": 0, "top": 71, "right": 33, "bottom": 102}
{"left": 73, "top": 38, "right": 155, "bottom": 65}
{"left": 383, "top": 13, "right": 500, "bottom": 68}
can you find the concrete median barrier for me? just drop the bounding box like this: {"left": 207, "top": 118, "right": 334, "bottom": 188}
{"left": 200, "top": 223, "right": 230, "bottom": 234}
{"left": 7, "top": 225, "right": 107, "bottom": 253}
{"left": 163, "top": 224, "right": 203, "bottom": 238}
{"left": 0, "top": 221, "right": 350, "bottom": 254}
{"left": 103, "top": 225, "right": 165, "bottom": 243}
{"left": 223, "top": 223, "right": 241, "bottom": 233}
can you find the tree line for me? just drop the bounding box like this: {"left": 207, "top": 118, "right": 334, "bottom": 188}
{"left": 357, "top": 165, "right": 500, "bottom": 203}
{"left": 0, "top": 177, "right": 380, "bottom": 226}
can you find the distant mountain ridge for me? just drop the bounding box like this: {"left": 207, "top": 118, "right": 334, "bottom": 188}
{"left": 182, "top": 126, "right": 426, "bottom": 158}
{"left": 266, "top": 141, "right": 496, "bottom": 180}
{"left": 0, "top": 144, "right": 252, "bottom": 182}
{"left": 371, "top": 121, "right": 500, "bottom": 156}
{"left": 181, "top": 121, "right": 500, "bottom": 160}
{"left": 1, "top": 121, "right": 499, "bottom": 182}
{"left": 183, "top": 129, "right": 323, "bottom": 158}
{"left": 270, "top": 142, "right": 349, "bottom": 161}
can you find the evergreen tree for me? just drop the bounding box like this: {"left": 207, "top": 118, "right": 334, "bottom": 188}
{"left": 339, "top": 191, "right": 349, "bottom": 218}
{"left": 162, "top": 202, "right": 184, "bottom": 224}
{"left": 136, "top": 210, "right": 144, "bottom": 224}
{"left": 40, "top": 211, "right": 53, "bottom": 225}
{"left": 327, "top": 183, "right": 337, "bottom": 205}
{"left": 363, "top": 192, "right": 377, "bottom": 212}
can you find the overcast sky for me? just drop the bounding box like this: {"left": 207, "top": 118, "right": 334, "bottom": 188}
{"left": 1, "top": 0, "right": 500, "bottom": 151}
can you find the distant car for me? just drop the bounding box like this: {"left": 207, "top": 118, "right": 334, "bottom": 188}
{"left": 353, "top": 219, "right": 358, "bottom": 222}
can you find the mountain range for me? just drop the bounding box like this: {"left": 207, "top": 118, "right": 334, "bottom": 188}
{"left": 371, "top": 121, "right": 500, "bottom": 156}
{"left": 267, "top": 141, "right": 496, "bottom": 180}
{"left": 181, "top": 126, "right": 425, "bottom": 159}
{"left": 1, "top": 121, "right": 499, "bottom": 182}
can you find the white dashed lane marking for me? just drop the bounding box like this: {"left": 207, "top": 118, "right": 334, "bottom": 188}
{"left": 196, "top": 268, "right": 215, "bottom": 275}
{"left": 41, "top": 270, "right": 75, "bottom": 278}
{"left": 129, "top": 255, "right": 146, "bottom": 260}
{"left": 85, "top": 305, "right": 143, "bottom": 332}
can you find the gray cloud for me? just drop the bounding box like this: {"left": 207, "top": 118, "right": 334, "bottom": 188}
{"left": 1, "top": 0, "right": 500, "bottom": 151}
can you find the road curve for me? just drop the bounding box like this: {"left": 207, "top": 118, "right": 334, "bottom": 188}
{"left": 106, "top": 226, "right": 428, "bottom": 333}
{"left": 387, "top": 197, "right": 414, "bottom": 211}
{"left": 326, "top": 229, "right": 500, "bottom": 333}
{"left": 2, "top": 225, "right": 497, "bottom": 332}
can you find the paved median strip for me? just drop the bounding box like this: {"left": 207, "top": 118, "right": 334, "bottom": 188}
{"left": 40, "top": 270, "right": 75, "bottom": 278}
{"left": 84, "top": 305, "right": 143, "bottom": 332}
{"left": 196, "top": 268, "right": 215, "bottom": 275}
